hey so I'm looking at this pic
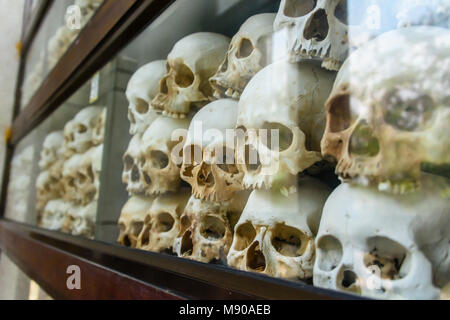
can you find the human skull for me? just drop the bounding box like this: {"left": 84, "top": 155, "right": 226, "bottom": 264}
{"left": 62, "top": 153, "right": 83, "bottom": 203}
{"left": 314, "top": 173, "right": 449, "bottom": 299}
{"left": 92, "top": 107, "right": 106, "bottom": 146}
{"left": 36, "top": 170, "right": 61, "bottom": 213}
{"left": 274, "top": 0, "right": 350, "bottom": 71}
{"left": 41, "top": 199, "right": 68, "bottom": 231}
{"left": 137, "top": 189, "right": 190, "bottom": 254}
{"left": 174, "top": 191, "right": 250, "bottom": 264}
{"left": 75, "top": 145, "right": 103, "bottom": 205}
{"left": 228, "top": 177, "right": 330, "bottom": 280}
{"left": 39, "top": 131, "right": 64, "bottom": 169}
{"left": 321, "top": 27, "right": 450, "bottom": 193}
{"left": 140, "top": 116, "right": 191, "bottom": 195}
{"left": 117, "top": 196, "right": 155, "bottom": 248}
{"left": 236, "top": 60, "right": 334, "bottom": 192}
{"left": 48, "top": 26, "right": 78, "bottom": 69}
{"left": 123, "top": 134, "right": 147, "bottom": 196}
{"left": 71, "top": 201, "right": 97, "bottom": 238}
{"left": 66, "top": 106, "right": 105, "bottom": 154}
{"left": 126, "top": 61, "right": 166, "bottom": 135}
{"left": 181, "top": 99, "right": 243, "bottom": 202}
{"left": 151, "top": 32, "right": 230, "bottom": 118}
{"left": 210, "top": 13, "right": 277, "bottom": 99}
{"left": 75, "top": 0, "right": 103, "bottom": 27}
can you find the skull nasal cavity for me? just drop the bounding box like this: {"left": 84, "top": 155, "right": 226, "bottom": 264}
{"left": 181, "top": 230, "right": 193, "bottom": 256}
{"left": 271, "top": 224, "right": 306, "bottom": 257}
{"left": 175, "top": 64, "right": 195, "bottom": 88}
{"left": 234, "top": 222, "right": 256, "bottom": 251}
{"left": 200, "top": 216, "right": 226, "bottom": 240}
{"left": 304, "top": 9, "right": 329, "bottom": 41}
{"left": 236, "top": 38, "right": 254, "bottom": 59}
{"left": 245, "top": 145, "right": 261, "bottom": 172}
{"left": 329, "top": 95, "right": 352, "bottom": 132}
{"left": 155, "top": 212, "right": 175, "bottom": 233}
{"left": 339, "top": 270, "right": 360, "bottom": 292}
{"left": 246, "top": 241, "right": 266, "bottom": 272}
{"left": 284, "top": 0, "right": 317, "bottom": 17}
{"left": 131, "top": 165, "right": 140, "bottom": 182}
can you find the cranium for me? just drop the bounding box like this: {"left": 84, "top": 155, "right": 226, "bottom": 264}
{"left": 274, "top": 0, "right": 351, "bottom": 71}
{"left": 123, "top": 134, "right": 147, "bottom": 196}
{"left": 75, "top": 145, "right": 103, "bottom": 205}
{"left": 140, "top": 116, "right": 191, "bottom": 195}
{"left": 137, "top": 189, "right": 190, "bottom": 254}
{"left": 321, "top": 27, "right": 450, "bottom": 193}
{"left": 71, "top": 201, "right": 97, "bottom": 238}
{"left": 36, "top": 170, "right": 61, "bottom": 213}
{"left": 65, "top": 106, "right": 105, "bottom": 154}
{"left": 181, "top": 99, "right": 243, "bottom": 202}
{"left": 228, "top": 177, "right": 330, "bottom": 280}
{"left": 314, "top": 173, "right": 449, "bottom": 299}
{"left": 174, "top": 191, "right": 250, "bottom": 264}
{"left": 210, "top": 13, "right": 277, "bottom": 99}
{"left": 151, "top": 32, "right": 230, "bottom": 118}
{"left": 236, "top": 60, "right": 334, "bottom": 192}
{"left": 75, "top": 0, "right": 103, "bottom": 27}
{"left": 117, "top": 196, "right": 155, "bottom": 248}
{"left": 92, "top": 107, "right": 106, "bottom": 146}
{"left": 41, "top": 199, "right": 68, "bottom": 231}
{"left": 39, "top": 131, "right": 65, "bottom": 169}
{"left": 126, "top": 60, "right": 166, "bottom": 135}
{"left": 62, "top": 153, "right": 83, "bottom": 203}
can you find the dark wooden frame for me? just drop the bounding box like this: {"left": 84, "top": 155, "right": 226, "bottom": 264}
{"left": 0, "top": 0, "right": 357, "bottom": 300}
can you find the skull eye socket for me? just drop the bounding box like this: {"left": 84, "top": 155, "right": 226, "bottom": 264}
{"left": 284, "top": 0, "right": 317, "bottom": 18}
{"left": 328, "top": 94, "right": 353, "bottom": 133}
{"left": 271, "top": 224, "right": 308, "bottom": 257}
{"left": 316, "top": 235, "right": 343, "bottom": 271}
{"left": 155, "top": 212, "right": 175, "bottom": 233}
{"left": 200, "top": 216, "right": 226, "bottom": 240}
{"left": 303, "top": 9, "right": 329, "bottom": 41}
{"left": 244, "top": 144, "right": 261, "bottom": 172}
{"left": 135, "top": 98, "right": 149, "bottom": 114}
{"left": 175, "top": 64, "right": 195, "bottom": 88}
{"left": 234, "top": 222, "right": 256, "bottom": 251}
{"left": 246, "top": 241, "right": 266, "bottom": 272}
{"left": 149, "top": 150, "right": 169, "bottom": 169}
{"left": 334, "top": 0, "right": 348, "bottom": 24}
{"left": 383, "top": 88, "right": 434, "bottom": 132}
{"left": 261, "top": 122, "right": 294, "bottom": 152}
{"left": 349, "top": 121, "right": 380, "bottom": 157}
{"left": 236, "top": 38, "right": 254, "bottom": 59}
{"left": 77, "top": 124, "right": 88, "bottom": 134}
{"left": 364, "top": 236, "right": 409, "bottom": 280}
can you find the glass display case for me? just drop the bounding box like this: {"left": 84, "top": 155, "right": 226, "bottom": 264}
{"left": 2, "top": 0, "right": 449, "bottom": 301}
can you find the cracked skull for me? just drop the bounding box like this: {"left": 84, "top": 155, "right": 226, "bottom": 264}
{"left": 274, "top": 0, "right": 350, "bottom": 71}
{"left": 236, "top": 60, "right": 334, "bottom": 192}
{"left": 117, "top": 196, "right": 155, "bottom": 248}
{"left": 321, "top": 27, "right": 450, "bottom": 193}
{"left": 227, "top": 177, "right": 330, "bottom": 280}
{"left": 181, "top": 99, "right": 243, "bottom": 202}
{"left": 39, "top": 131, "right": 64, "bottom": 169}
{"left": 137, "top": 189, "right": 190, "bottom": 254}
{"left": 174, "top": 191, "right": 250, "bottom": 264}
{"left": 210, "top": 13, "right": 277, "bottom": 99}
{"left": 314, "top": 173, "right": 449, "bottom": 299}
{"left": 126, "top": 60, "right": 166, "bottom": 135}
{"left": 151, "top": 32, "right": 230, "bottom": 118}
